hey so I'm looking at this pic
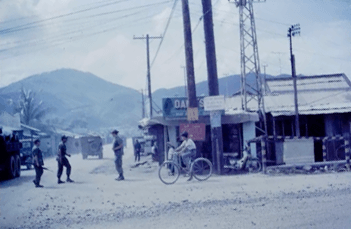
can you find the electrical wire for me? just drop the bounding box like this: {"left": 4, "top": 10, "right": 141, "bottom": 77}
{"left": 0, "top": 12, "right": 162, "bottom": 60}
{"left": 0, "top": 2, "right": 171, "bottom": 55}
{"left": 0, "top": 1, "right": 171, "bottom": 35}
{"left": 0, "top": 0, "right": 130, "bottom": 33}
{"left": 0, "top": 7, "right": 162, "bottom": 52}
{"left": 150, "top": 0, "right": 179, "bottom": 68}
{"left": 0, "top": 0, "right": 121, "bottom": 25}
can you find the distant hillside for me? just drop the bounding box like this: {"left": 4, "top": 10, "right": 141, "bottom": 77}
{"left": 0, "top": 69, "right": 142, "bottom": 135}
{"left": 0, "top": 69, "right": 288, "bottom": 135}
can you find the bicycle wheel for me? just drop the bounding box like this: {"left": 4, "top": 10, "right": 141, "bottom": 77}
{"left": 248, "top": 158, "right": 262, "bottom": 173}
{"left": 191, "top": 158, "right": 212, "bottom": 181}
{"left": 158, "top": 161, "right": 180, "bottom": 185}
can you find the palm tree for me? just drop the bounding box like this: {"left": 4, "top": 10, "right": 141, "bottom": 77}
{"left": 16, "top": 88, "right": 48, "bottom": 125}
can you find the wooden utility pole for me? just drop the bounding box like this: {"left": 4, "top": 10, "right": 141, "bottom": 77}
{"left": 181, "top": 0, "right": 198, "bottom": 121}
{"left": 134, "top": 34, "right": 162, "bottom": 118}
{"left": 287, "top": 24, "right": 300, "bottom": 137}
{"left": 201, "top": 0, "right": 223, "bottom": 174}
{"left": 141, "top": 89, "right": 145, "bottom": 119}
{"left": 181, "top": 66, "right": 188, "bottom": 97}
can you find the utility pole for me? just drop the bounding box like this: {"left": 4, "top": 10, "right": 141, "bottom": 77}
{"left": 134, "top": 34, "right": 162, "bottom": 118}
{"left": 181, "top": 0, "right": 198, "bottom": 121}
{"left": 287, "top": 24, "right": 300, "bottom": 137}
{"left": 181, "top": 65, "right": 188, "bottom": 98}
{"left": 141, "top": 89, "right": 145, "bottom": 119}
{"left": 201, "top": 0, "right": 223, "bottom": 174}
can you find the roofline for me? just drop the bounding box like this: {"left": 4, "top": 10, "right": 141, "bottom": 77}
{"left": 266, "top": 73, "right": 347, "bottom": 82}
{"left": 268, "top": 87, "right": 351, "bottom": 94}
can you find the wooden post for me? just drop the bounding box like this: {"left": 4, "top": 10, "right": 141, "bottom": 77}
{"left": 261, "top": 138, "right": 267, "bottom": 174}
{"left": 181, "top": 0, "right": 197, "bottom": 109}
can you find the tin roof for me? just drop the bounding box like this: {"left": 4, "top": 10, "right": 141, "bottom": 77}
{"left": 266, "top": 73, "right": 351, "bottom": 94}
{"left": 227, "top": 73, "right": 351, "bottom": 117}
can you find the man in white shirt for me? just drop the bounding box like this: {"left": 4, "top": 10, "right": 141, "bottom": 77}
{"left": 174, "top": 131, "right": 196, "bottom": 169}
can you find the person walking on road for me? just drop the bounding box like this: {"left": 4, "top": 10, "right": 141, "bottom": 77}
{"left": 57, "top": 135, "right": 74, "bottom": 184}
{"left": 32, "top": 139, "right": 44, "bottom": 188}
{"left": 134, "top": 139, "right": 141, "bottom": 162}
{"left": 112, "top": 130, "right": 124, "bottom": 181}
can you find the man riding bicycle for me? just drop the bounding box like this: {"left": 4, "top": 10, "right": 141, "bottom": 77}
{"left": 174, "top": 132, "right": 196, "bottom": 170}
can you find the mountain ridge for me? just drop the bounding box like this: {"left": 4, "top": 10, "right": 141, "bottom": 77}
{"left": 0, "top": 68, "right": 287, "bottom": 135}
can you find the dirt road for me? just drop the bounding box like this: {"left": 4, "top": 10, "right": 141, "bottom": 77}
{"left": 1, "top": 144, "right": 351, "bottom": 229}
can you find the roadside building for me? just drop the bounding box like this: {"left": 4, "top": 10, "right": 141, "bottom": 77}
{"left": 235, "top": 73, "right": 351, "bottom": 165}
{"left": 138, "top": 96, "right": 258, "bottom": 166}
{"left": 140, "top": 73, "right": 351, "bottom": 170}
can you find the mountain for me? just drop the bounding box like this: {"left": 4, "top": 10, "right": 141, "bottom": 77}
{"left": 0, "top": 69, "right": 142, "bottom": 135}
{"left": 0, "top": 69, "right": 287, "bottom": 135}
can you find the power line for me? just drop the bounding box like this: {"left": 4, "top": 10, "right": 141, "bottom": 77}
{"left": 0, "top": 1, "right": 171, "bottom": 35}
{"left": 0, "top": 0, "right": 124, "bottom": 25}
{"left": 0, "top": 0, "right": 130, "bottom": 33}
{"left": 0, "top": 13, "right": 161, "bottom": 60}
{"left": 0, "top": 8, "right": 159, "bottom": 52}
{"left": 0, "top": 2, "right": 171, "bottom": 54}
{"left": 150, "top": 0, "right": 179, "bottom": 68}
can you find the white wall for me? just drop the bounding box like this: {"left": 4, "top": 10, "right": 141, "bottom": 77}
{"left": 243, "top": 121, "right": 257, "bottom": 157}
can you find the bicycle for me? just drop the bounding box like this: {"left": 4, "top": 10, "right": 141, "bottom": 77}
{"left": 158, "top": 143, "right": 213, "bottom": 185}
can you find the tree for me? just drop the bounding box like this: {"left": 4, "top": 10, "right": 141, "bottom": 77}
{"left": 16, "top": 88, "right": 48, "bottom": 125}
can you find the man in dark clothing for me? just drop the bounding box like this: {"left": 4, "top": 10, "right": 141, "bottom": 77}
{"left": 112, "top": 130, "right": 124, "bottom": 181}
{"left": 57, "top": 135, "right": 74, "bottom": 184}
{"left": 134, "top": 140, "right": 141, "bottom": 162}
{"left": 32, "top": 139, "right": 44, "bottom": 188}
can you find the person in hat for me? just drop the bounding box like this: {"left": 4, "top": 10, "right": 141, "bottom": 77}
{"left": 174, "top": 131, "right": 197, "bottom": 170}
{"left": 111, "top": 130, "right": 124, "bottom": 181}
{"left": 32, "top": 139, "right": 44, "bottom": 188}
{"left": 57, "top": 135, "right": 74, "bottom": 184}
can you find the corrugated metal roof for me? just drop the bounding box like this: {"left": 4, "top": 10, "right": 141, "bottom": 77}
{"left": 264, "top": 89, "right": 351, "bottom": 116}
{"left": 266, "top": 73, "right": 351, "bottom": 94}
{"left": 225, "top": 74, "right": 351, "bottom": 117}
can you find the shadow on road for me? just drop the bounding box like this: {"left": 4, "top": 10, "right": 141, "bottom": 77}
{"left": 0, "top": 173, "right": 34, "bottom": 189}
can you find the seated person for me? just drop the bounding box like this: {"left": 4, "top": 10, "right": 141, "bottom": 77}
{"left": 174, "top": 132, "right": 196, "bottom": 170}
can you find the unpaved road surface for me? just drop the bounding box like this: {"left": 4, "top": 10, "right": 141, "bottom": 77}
{"left": 1, "top": 144, "right": 351, "bottom": 229}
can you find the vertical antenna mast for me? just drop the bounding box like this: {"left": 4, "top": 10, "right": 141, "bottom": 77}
{"left": 230, "top": 0, "right": 267, "bottom": 134}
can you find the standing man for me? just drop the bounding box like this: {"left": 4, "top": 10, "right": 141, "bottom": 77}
{"left": 32, "top": 139, "right": 44, "bottom": 188}
{"left": 111, "top": 130, "right": 124, "bottom": 181}
{"left": 134, "top": 139, "right": 141, "bottom": 162}
{"left": 57, "top": 135, "right": 74, "bottom": 184}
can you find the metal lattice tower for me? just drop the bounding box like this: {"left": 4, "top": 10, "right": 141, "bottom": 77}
{"left": 230, "top": 0, "right": 267, "bottom": 134}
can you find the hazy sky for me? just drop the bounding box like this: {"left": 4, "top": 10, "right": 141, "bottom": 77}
{"left": 0, "top": 0, "right": 350, "bottom": 92}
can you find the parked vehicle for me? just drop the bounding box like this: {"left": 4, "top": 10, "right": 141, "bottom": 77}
{"left": 80, "top": 136, "right": 103, "bottom": 159}
{"left": 0, "top": 128, "right": 22, "bottom": 179}
{"left": 20, "top": 138, "right": 33, "bottom": 170}
{"left": 223, "top": 144, "right": 262, "bottom": 174}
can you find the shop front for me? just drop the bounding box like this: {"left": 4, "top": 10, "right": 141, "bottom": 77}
{"left": 139, "top": 96, "right": 259, "bottom": 167}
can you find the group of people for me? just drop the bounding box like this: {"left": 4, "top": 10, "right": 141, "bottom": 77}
{"left": 32, "top": 135, "right": 74, "bottom": 188}
{"left": 32, "top": 129, "right": 196, "bottom": 187}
